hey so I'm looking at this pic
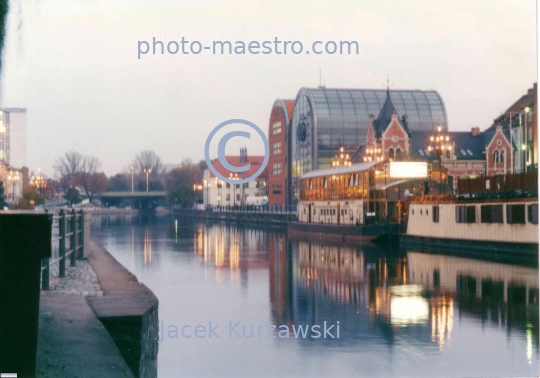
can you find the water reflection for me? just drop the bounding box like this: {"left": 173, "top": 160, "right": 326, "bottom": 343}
{"left": 91, "top": 215, "right": 539, "bottom": 376}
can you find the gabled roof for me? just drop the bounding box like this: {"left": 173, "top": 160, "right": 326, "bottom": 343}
{"left": 409, "top": 129, "right": 511, "bottom": 161}
{"left": 206, "top": 155, "right": 266, "bottom": 179}
{"left": 490, "top": 83, "right": 536, "bottom": 129}
{"left": 372, "top": 92, "right": 410, "bottom": 137}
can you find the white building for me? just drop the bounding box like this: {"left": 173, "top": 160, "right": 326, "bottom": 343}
{"left": 202, "top": 155, "right": 268, "bottom": 207}
{"left": 0, "top": 108, "right": 27, "bottom": 169}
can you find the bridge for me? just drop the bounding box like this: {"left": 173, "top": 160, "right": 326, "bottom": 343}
{"left": 97, "top": 191, "right": 167, "bottom": 210}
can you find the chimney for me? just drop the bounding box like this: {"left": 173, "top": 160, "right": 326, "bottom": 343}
{"left": 471, "top": 127, "right": 480, "bottom": 136}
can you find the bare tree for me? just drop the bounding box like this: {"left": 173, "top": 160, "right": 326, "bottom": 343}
{"left": 54, "top": 151, "right": 83, "bottom": 179}
{"left": 74, "top": 155, "right": 104, "bottom": 202}
{"left": 132, "top": 150, "right": 164, "bottom": 176}
{"left": 54, "top": 151, "right": 106, "bottom": 202}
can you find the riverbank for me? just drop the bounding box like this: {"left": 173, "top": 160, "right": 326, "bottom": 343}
{"left": 175, "top": 208, "right": 294, "bottom": 224}
{"left": 37, "top": 240, "right": 159, "bottom": 378}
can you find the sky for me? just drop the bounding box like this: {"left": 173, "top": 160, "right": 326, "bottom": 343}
{"left": 0, "top": 0, "right": 537, "bottom": 177}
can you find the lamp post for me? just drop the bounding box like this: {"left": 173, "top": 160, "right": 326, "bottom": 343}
{"left": 7, "top": 170, "right": 19, "bottom": 201}
{"left": 427, "top": 126, "right": 452, "bottom": 194}
{"left": 333, "top": 146, "right": 353, "bottom": 166}
{"left": 363, "top": 146, "right": 383, "bottom": 162}
{"left": 131, "top": 166, "right": 134, "bottom": 193}
{"left": 144, "top": 168, "right": 151, "bottom": 192}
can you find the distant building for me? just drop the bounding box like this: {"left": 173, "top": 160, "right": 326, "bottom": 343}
{"left": 490, "top": 83, "right": 537, "bottom": 173}
{"left": 202, "top": 151, "right": 267, "bottom": 207}
{"left": 0, "top": 108, "right": 27, "bottom": 169}
{"left": 268, "top": 99, "right": 294, "bottom": 211}
{"left": 291, "top": 87, "right": 448, "bottom": 200}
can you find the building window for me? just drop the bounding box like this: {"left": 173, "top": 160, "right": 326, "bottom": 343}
{"left": 389, "top": 148, "right": 395, "bottom": 159}
{"left": 272, "top": 190, "right": 281, "bottom": 194}
{"left": 272, "top": 162, "right": 282, "bottom": 175}
{"left": 309, "top": 179, "right": 313, "bottom": 189}
{"left": 528, "top": 204, "right": 538, "bottom": 224}
{"left": 272, "top": 142, "right": 282, "bottom": 155}
{"left": 499, "top": 150, "right": 504, "bottom": 163}
{"left": 226, "top": 182, "right": 231, "bottom": 188}
{"left": 272, "top": 121, "right": 282, "bottom": 135}
{"left": 396, "top": 148, "right": 402, "bottom": 156}
{"left": 493, "top": 150, "right": 499, "bottom": 163}
{"left": 507, "top": 204, "right": 525, "bottom": 224}
{"left": 481, "top": 205, "right": 503, "bottom": 223}
{"left": 226, "top": 194, "right": 230, "bottom": 201}
{"left": 432, "top": 206, "right": 439, "bottom": 222}
{"left": 217, "top": 194, "right": 221, "bottom": 202}
{"left": 418, "top": 149, "right": 425, "bottom": 156}
{"left": 456, "top": 205, "right": 476, "bottom": 223}
{"left": 236, "top": 194, "right": 241, "bottom": 201}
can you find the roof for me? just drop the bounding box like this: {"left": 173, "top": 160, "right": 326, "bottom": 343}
{"left": 272, "top": 99, "right": 295, "bottom": 124}
{"left": 300, "top": 161, "right": 378, "bottom": 179}
{"left": 409, "top": 129, "right": 510, "bottom": 161}
{"left": 490, "top": 83, "right": 536, "bottom": 129}
{"left": 206, "top": 155, "right": 266, "bottom": 179}
{"left": 373, "top": 91, "right": 411, "bottom": 137}
{"left": 294, "top": 87, "right": 447, "bottom": 132}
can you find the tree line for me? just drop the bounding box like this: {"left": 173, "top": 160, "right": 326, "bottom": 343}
{"left": 44, "top": 150, "right": 205, "bottom": 207}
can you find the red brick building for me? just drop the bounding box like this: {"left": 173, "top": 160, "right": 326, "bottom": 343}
{"left": 490, "top": 83, "right": 537, "bottom": 173}
{"left": 360, "top": 92, "right": 513, "bottom": 190}
{"left": 268, "top": 99, "right": 295, "bottom": 210}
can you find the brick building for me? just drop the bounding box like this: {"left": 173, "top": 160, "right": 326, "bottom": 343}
{"left": 490, "top": 83, "right": 537, "bottom": 173}
{"left": 268, "top": 99, "right": 295, "bottom": 210}
{"left": 359, "top": 91, "right": 513, "bottom": 189}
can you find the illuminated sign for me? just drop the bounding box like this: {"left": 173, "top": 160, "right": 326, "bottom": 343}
{"left": 389, "top": 162, "right": 428, "bottom": 178}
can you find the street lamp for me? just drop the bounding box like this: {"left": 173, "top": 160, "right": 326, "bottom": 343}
{"left": 131, "top": 166, "right": 134, "bottom": 193}
{"left": 364, "top": 147, "right": 383, "bottom": 162}
{"left": 143, "top": 168, "right": 151, "bottom": 192}
{"left": 427, "top": 126, "right": 452, "bottom": 194}
{"left": 7, "top": 170, "right": 19, "bottom": 201}
{"left": 333, "top": 146, "right": 353, "bottom": 166}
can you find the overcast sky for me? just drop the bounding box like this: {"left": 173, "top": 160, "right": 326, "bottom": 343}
{"left": 0, "top": 0, "right": 536, "bottom": 177}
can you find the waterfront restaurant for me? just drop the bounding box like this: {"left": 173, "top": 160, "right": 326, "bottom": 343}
{"left": 298, "top": 160, "right": 440, "bottom": 225}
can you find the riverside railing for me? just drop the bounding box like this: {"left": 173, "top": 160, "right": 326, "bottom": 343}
{"left": 41, "top": 209, "right": 86, "bottom": 290}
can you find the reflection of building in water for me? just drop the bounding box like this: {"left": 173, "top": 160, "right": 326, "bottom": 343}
{"left": 192, "top": 224, "right": 269, "bottom": 284}
{"left": 268, "top": 231, "right": 291, "bottom": 325}
{"left": 407, "top": 251, "right": 539, "bottom": 349}
{"left": 271, "top": 238, "right": 538, "bottom": 353}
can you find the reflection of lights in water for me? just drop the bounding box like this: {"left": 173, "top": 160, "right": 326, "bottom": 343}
{"left": 230, "top": 237, "right": 239, "bottom": 270}
{"left": 174, "top": 219, "right": 178, "bottom": 243}
{"left": 143, "top": 228, "right": 152, "bottom": 265}
{"left": 390, "top": 288, "right": 429, "bottom": 325}
{"left": 526, "top": 325, "right": 533, "bottom": 364}
{"left": 131, "top": 227, "right": 134, "bottom": 264}
{"left": 430, "top": 296, "right": 454, "bottom": 349}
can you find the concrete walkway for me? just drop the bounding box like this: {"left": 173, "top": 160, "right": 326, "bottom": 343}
{"left": 36, "top": 291, "right": 134, "bottom": 378}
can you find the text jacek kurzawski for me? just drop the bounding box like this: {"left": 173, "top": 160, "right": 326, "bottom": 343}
{"left": 159, "top": 321, "right": 340, "bottom": 342}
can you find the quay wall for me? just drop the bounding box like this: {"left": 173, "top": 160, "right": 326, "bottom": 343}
{"left": 407, "top": 199, "right": 538, "bottom": 244}
{"left": 174, "top": 209, "right": 293, "bottom": 225}
{"left": 86, "top": 240, "right": 159, "bottom": 378}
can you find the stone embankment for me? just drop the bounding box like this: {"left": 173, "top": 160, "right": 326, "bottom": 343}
{"left": 37, "top": 240, "right": 159, "bottom": 378}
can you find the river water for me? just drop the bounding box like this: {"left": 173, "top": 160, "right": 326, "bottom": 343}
{"left": 91, "top": 214, "right": 539, "bottom": 377}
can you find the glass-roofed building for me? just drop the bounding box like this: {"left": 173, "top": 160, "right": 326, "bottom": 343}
{"left": 291, "top": 87, "right": 447, "bottom": 200}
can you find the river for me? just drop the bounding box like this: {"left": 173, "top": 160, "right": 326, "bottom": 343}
{"left": 91, "top": 214, "right": 539, "bottom": 377}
